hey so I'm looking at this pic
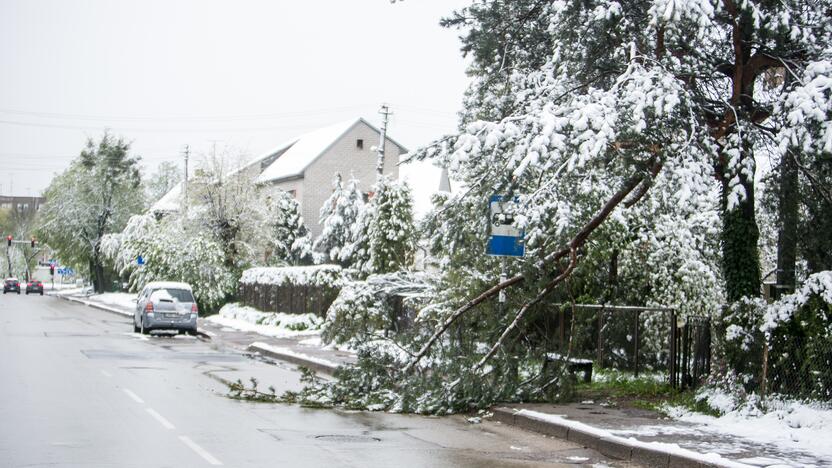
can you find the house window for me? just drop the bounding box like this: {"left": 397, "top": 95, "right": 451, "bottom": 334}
{"left": 288, "top": 190, "right": 297, "bottom": 198}
{"left": 356, "top": 139, "right": 364, "bottom": 149}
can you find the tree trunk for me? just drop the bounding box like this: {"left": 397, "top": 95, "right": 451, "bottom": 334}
{"left": 775, "top": 152, "right": 799, "bottom": 298}
{"left": 720, "top": 159, "right": 762, "bottom": 301}
{"left": 90, "top": 244, "right": 106, "bottom": 293}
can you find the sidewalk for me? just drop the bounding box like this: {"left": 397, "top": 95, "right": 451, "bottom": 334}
{"left": 493, "top": 402, "right": 829, "bottom": 468}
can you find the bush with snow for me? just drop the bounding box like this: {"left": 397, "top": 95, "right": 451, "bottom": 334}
{"left": 240, "top": 265, "right": 343, "bottom": 289}
{"left": 211, "top": 303, "right": 322, "bottom": 335}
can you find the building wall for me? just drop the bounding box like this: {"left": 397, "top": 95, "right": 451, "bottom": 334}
{"left": 301, "top": 121, "right": 402, "bottom": 237}
{"left": 0, "top": 196, "right": 46, "bottom": 215}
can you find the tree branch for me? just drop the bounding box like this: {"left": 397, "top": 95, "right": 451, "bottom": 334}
{"left": 402, "top": 161, "right": 660, "bottom": 374}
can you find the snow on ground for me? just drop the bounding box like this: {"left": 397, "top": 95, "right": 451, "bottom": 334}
{"left": 50, "top": 286, "right": 91, "bottom": 296}
{"left": 206, "top": 303, "right": 322, "bottom": 338}
{"left": 93, "top": 292, "right": 138, "bottom": 311}
{"left": 517, "top": 409, "right": 755, "bottom": 468}
{"left": 661, "top": 392, "right": 832, "bottom": 463}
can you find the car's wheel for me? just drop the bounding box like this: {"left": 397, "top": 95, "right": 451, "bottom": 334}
{"left": 40, "top": 291, "right": 43, "bottom": 296}
{"left": 133, "top": 320, "right": 140, "bottom": 333}
{"left": 140, "top": 316, "right": 149, "bottom": 335}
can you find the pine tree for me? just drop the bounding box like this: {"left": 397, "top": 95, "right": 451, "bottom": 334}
{"left": 351, "top": 177, "right": 415, "bottom": 276}
{"left": 266, "top": 190, "right": 312, "bottom": 265}
{"left": 313, "top": 173, "right": 365, "bottom": 266}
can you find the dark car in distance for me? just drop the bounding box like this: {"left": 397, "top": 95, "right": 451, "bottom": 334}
{"left": 25, "top": 280, "right": 44, "bottom": 295}
{"left": 3, "top": 278, "right": 21, "bottom": 294}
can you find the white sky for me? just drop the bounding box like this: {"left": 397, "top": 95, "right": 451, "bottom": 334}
{"left": 0, "top": 0, "right": 471, "bottom": 197}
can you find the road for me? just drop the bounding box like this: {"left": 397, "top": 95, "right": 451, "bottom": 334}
{"left": 0, "top": 294, "right": 635, "bottom": 468}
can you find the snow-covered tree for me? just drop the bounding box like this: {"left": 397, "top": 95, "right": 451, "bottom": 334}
{"left": 188, "top": 152, "right": 267, "bottom": 272}
{"left": 265, "top": 190, "right": 312, "bottom": 266}
{"left": 145, "top": 161, "right": 182, "bottom": 206}
{"left": 102, "top": 213, "right": 235, "bottom": 311}
{"left": 351, "top": 176, "right": 415, "bottom": 276}
{"left": 306, "top": 0, "right": 832, "bottom": 413}
{"left": 313, "top": 173, "right": 365, "bottom": 266}
{"left": 37, "top": 133, "right": 144, "bottom": 292}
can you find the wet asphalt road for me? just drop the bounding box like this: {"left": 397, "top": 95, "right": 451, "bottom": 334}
{"left": 0, "top": 293, "right": 634, "bottom": 468}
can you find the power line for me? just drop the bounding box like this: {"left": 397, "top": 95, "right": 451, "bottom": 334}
{"left": 0, "top": 105, "right": 368, "bottom": 123}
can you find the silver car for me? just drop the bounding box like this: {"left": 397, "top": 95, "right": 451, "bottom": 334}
{"left": 133, "top": 281, "right": 198, "bottom": 335}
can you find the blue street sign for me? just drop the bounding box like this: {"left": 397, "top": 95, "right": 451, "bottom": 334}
{"left": 137, "top": 255, "right": 145, "bottom": 266}
{"left": 486, "top": 195, "right": 525, "bottom": 257}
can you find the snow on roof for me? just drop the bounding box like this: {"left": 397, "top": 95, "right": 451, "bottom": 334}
{"left": 227, "top": 137, "right": 299, "bottom": 179}
{"left": 150, "top": 182, "right": 182, "bottom": 213}
{"left": 256, "top": 119, "right": 361, "bottom": 184}
{"left": 144, "top": 281, "right": 193, "bottom": 291}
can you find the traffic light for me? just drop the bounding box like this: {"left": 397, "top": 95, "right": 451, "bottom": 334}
{"left": 31, "top": 237, "right": 36, "bottom": 248}
{"left": 6, "top": 235, "right": 11, "bottom": 247}
{"left": 49, "top": 265, "right": 55, "bottom": 276}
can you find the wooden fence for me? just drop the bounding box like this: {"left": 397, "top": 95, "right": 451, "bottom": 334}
{"left": 238, "top": 282, "right": 341, "bottom": 317}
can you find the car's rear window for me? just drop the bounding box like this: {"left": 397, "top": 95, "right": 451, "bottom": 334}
{"left": 153, "top": 288, "right": 194, "bottom": 303}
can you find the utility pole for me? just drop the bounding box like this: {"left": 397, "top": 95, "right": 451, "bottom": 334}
{"left": 375, "top": 104, "right": 391, "bottom": 180}
{"left": 183, "top": 144, "right": 190, "bottom": 215}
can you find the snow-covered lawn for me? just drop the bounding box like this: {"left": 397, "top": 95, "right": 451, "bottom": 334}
{"left": 661, "top": 390, "right": 832, "bottom": 464}
{"left": 205, "top": 303, "right": 322, "bottom": 338}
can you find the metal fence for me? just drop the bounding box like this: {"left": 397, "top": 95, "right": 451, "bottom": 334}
{"left": 763, "top": 333, "right": 832, "bottom": 401}
{"left": 528, "top": 304, "right": 710, "bottom": 389}
{"left": 670, "top": 315, "right": 711, "bottom": 390}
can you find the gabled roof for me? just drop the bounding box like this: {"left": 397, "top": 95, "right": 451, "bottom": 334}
{"left": 149, "top": 181, "right": 182, "bottom": 212}
{"left": 255, "top": 117, "right": 408, "bottom": 184}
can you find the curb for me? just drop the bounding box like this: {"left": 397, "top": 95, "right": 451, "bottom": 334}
{"left": 53, "top": 294, "right": 211, "bottom": 340}
{"left": 247, "top": 342, "right": 339, "bottom": 376}
{"left": 491, "top": 408, "right": 745, "bottom": 468}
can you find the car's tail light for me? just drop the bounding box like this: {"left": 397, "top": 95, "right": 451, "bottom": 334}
{"left": 191, "top": 303, "right": 198, "bottom": 313}
{"left": 145, "top": 302, "right": 154, "bottom": 312}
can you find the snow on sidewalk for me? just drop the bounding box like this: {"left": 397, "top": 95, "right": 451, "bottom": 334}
{"left": 657, "top": 391, "right": 832, "bottom": 467}
{"left": 92, "top": 292, "right": 139, "bottom": 311}
{"left": 516, "top": 409, "right": 756, "bottom": 468}
{"left": 248, "top": 341, "right": 341, "bottom": 371}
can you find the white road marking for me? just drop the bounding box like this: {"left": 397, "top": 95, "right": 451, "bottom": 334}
{"left": 122, "top": 388, "right": 144, "bottom": 404}
{"left": 179, "top": 435, "right": 222, "bottom": 465}
{"left": 100, "top": 370, "right": 112, "bottom": 377}
{"left": 146, "top": 408, "right": 175, "bottom": 430}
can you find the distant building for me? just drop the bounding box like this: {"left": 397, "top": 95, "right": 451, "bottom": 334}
{"left": 0, "top": 196, "right": 46, "bottom": 215}
{"left": 152, "top": 118, "right": 408, "bottom": 237}
{"left": 253, "top": 118, "right": 407, "bottom": 237}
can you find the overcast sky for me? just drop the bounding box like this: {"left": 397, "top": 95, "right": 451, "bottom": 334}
{"left": 0, "top": 0, "right": 471, "bottom": 197}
